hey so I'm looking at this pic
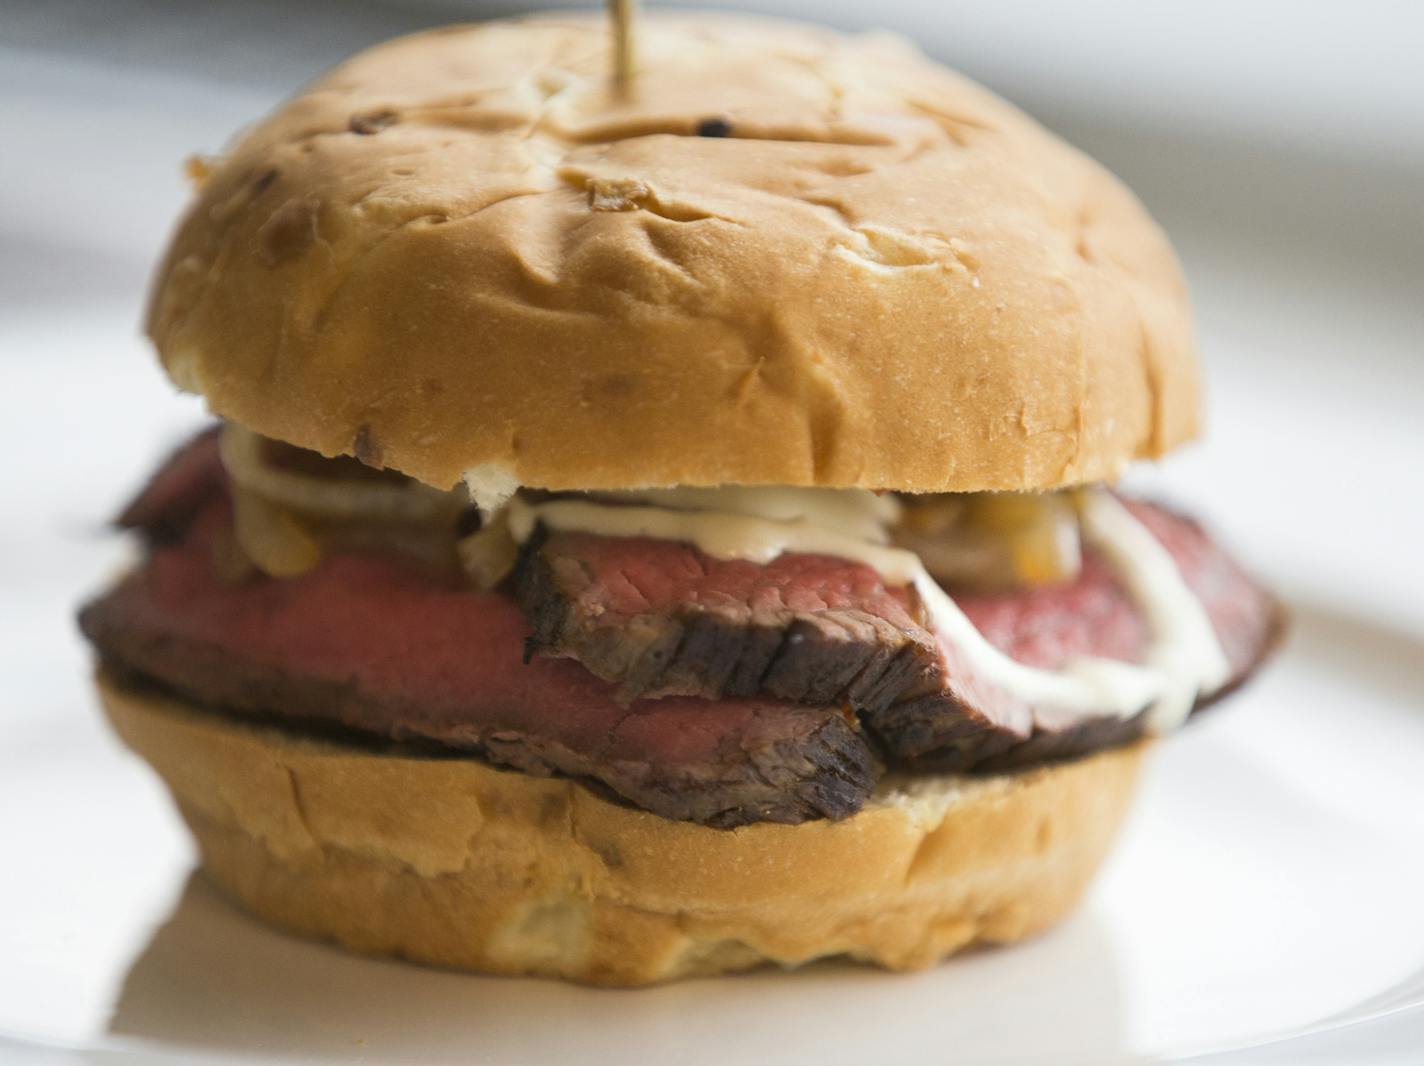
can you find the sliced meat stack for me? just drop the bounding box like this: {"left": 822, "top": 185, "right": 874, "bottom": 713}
{"left": 516, "top": 512, "right": 1280, "bottom": 771}
{"left": 79, "top": 429, "right": 1282, "bottom": 826}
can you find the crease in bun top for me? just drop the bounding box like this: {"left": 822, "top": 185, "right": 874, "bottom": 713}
{"left": 81, "top": 11, "right": 1282, "bottom": 985}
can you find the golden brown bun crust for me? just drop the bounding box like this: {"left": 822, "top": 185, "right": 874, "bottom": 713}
{"left": 148, "top": 13, "right": 1198, "bottom": 494}
{"left": 98, "top": 671, "right": 1146, "bottom": 985}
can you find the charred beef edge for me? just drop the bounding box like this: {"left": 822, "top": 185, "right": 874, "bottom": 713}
{"left": 78, "top": 600, "right": 883, "bottom": 830}
{"left": 515, "top": 527, "right": 941, "bottom": 715}
{"left": 513, "top": 519, "right": 1287, "bottom": 773}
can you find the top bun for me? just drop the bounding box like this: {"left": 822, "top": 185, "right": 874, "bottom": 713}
{"left": 147, "top": 12, "right": 1198, "bottom": 494}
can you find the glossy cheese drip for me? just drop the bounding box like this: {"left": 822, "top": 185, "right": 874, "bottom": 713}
{"left": 505, "top": 487, "right": 1230, "bottom": 731}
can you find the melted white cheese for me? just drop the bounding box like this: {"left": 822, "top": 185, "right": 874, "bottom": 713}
{"left": 505, "top": 486, "right": 1229, "bottom": 732}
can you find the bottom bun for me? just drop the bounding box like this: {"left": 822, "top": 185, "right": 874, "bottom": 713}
{"left": 97, "top": 670, "right": 1146, "bottom": 986}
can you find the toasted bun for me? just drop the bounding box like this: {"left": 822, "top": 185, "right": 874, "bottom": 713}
{"left": 98, "top": 671, "right": 1145, "bottom": 985}
{"left": 148, "top": 13, "right": 1197, "bottom": 495}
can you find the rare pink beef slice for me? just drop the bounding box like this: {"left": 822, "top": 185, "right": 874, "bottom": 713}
{"left": 516, "top": 505, "right": 1282, "bottom": 771}
{"left": 115, "top": 425, "right": 225, "bottom": 541}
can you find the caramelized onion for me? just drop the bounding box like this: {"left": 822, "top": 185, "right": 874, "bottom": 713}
{"left": 457, "top": 511, "right": 519, "bottom": 589}
{"left": 219, "top": 424, "right": 464, "bottom": 523}
{"left": 219, "top": 424, "right": 468, "bottom": 578}
{"left": 971, "top": 492, "right": 1082, "bottom": 585}
{"left": 216, "top": 423, "right": 1081, "bottom": 591}
{"left": 230, "top": 486, "right": 323, "bottom": 577}
{"left": 893, "top": 491, "right": 1081, "bottom": 588}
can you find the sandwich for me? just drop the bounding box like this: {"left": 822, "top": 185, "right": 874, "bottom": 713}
{"left": 78, "top": 12, "right": 1282, "bottom": 985}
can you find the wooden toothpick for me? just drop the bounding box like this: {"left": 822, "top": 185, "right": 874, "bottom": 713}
{"left": 610, "top": 0, "right": 636, "bottom": 96}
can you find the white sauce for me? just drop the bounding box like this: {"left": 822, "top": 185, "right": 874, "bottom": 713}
{"left": 463, "top": 462, "right": 520, "bottom": 517}
{"left": 504, "top": 486, "right": 1230, "bottom": 732}
{"left": 595, "top": 486, "right": 902, "bottom": 545}
{"left": 506, "top": 497, "right": 910, "bottom": 574}
{"left": 1076, "top": 490, "right": 1231, "bottom": 729}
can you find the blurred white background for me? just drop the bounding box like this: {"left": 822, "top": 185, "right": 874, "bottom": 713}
{"left": 2, "top": 2, "right": 1422, "bottom": 1064}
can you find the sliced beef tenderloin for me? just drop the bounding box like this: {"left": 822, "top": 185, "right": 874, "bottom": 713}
{"left": 116, "top": 425, "right": 224, "bottom": 541}
{"left": 940, "top": 502, "right": 1284, "bottom": 770}
{"left": 515, "top": 505, "right": 1281, "bottom": 771}
{"left": 80, "top": 498, "right": 880, "bottom": 828}
{"left": 517, "top": 530, "right": 940, "bottom": 709}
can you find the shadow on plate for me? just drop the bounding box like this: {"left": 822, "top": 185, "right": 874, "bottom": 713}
{"left": 1283, "top": 599, "right": 1424, "bottom": 712}
{"left": 108, "top": 872, "right": 1128, "bottom": 1065}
